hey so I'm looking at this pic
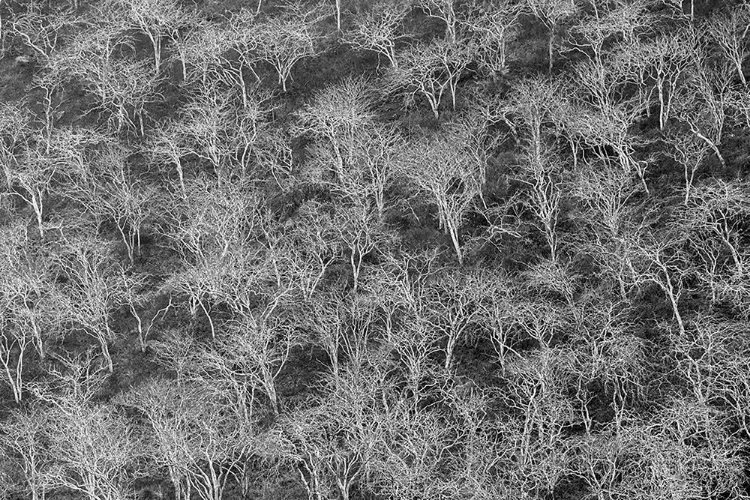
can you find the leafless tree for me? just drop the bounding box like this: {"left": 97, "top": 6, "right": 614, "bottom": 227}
{"left": 332, "top": 203, "right": 395, "bottom": 293}
{"left": 499, "top": 77, "right": 566, "bottom": 260}
{"left": 305, "top": 292, "right": 377, "bottom": 381}
{"left": 0, "top": 404, "right": 54, "bottom": 500}
{"left": 73, "top": 144, "right": 158, "bottom": 263}
{"left": 624, "top": 31, "right": 692, "bottom": 130}
{"left": 43, "top": 397, "right": 144, "bottom": 500}
{"left": 419, "top": 0, "right": 458, "bottom": 42}
{"left": 673, "top": 49, "right": 734, "bottom": 168}
{"left": 159, "top": 176, "right": 260, "bottom": 265}
{"left": 117, "top": 266, "right": 161, "bottom": 353}
{"left": 0, "top": 309, "right": 32, "bottom": 403}
{"left": 275, "top": 200, "right": 343, "bottom": 300}
{"left": 146, "top": 118, "right": 191, "bottom": 196}
{"left": 0, "top": 219, "right": 57, "bottom": 361}
{"left": 663, "top": 130, "right": 710, "bottom": 205}
{"left": 112, "top": 0, "right": 195, "bottom": 75}
{"left": 634, "top": 399, "right": 747, "bottom": 499}
{"left": 365, "top": 403, "right": 460, "bottom": 499}
{"left": 676, "top": 179, "right": 750, "bottom": 306}
{"left": 462, "top": 0, "right": 522, "bottom": 77}
{"left": 333, "top": 123, "right": 403, "bottom": 221}
{"left": 218, "top": 315, "right": 297, "bottom": 416}
{"left": 118, "top": 378, "right": 253, "bottom": 500}
{"left": 386, "top": 36, "right": 474, "bottom": 119}
{"left": 251, "top": 2, "right": 328, "bottom": 92}
{"left": 174, "top": 83, "right": 261, "bottom": 181}
{"left": 343, "top": 1, "right": 411, "bottom": 69}
{"left": 280, "top": 397, "right": 374, "bottom": 500}
{"left": 567, "top": 0, "right": 651, "bottom": 65}
{"left": 295, "top": 76, "right": 376, "bottom": 180}
{"left": 50, "top": 236, "right": 129, "bottom": 372}
{"left": 8, "top": 1, "right": 76, "bottom": 61}
{"left": 563, "top": 58, "right": 653, "bottom": 191}
{"left": 633, "top": 231, "right": 690, "bottom": 336}
{"left": 0, "top": 101, "right": 31, "bottom": 191}
{"left": 9, "top": 129, "right": 102, "bottom": 237}
{"left": 568, "top": 161, "right": 647, "bottom": 300}
{"left": 525, "top": 0, "right": 579, "bottom": 73}
{"left": 171, "top": 21, "right": 231, "bottom": 87}
{"left": 422, "top": 267, "right": 490, "bottom": 370}
{"left": 706, "top": 6, "right": 750, "bottom": 87}
{"left": 398, "top": 120, "right": 486, "bottom": 264}
{"left": 501, "top": 346, "right": 577, "bottom": 496}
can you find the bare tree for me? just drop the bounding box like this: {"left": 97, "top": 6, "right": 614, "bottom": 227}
{"left": 568, "top": 161, "right": 645, "bottom": 300}
{"left": 58, "top": 22, "right": 162, "bottom": 135}
{"left": 500, "top": 77, "right": 566, "bottom": 260}
{"left": 158, "top": 178, "right": 263, "bottom": 337}
{"left": 419, "top": 0, "right": 458, "bottom": 42}
{"left": 677, "top": 179, "right": 750, "bottom": 304}
{"left": 633, "top": 232, "right": 690, "bottom": 336}
{"left": 51, "top": 236, "right": 129, "bottom": 372}
{"left": 0, "top": 407, "right": 51, "bottom": 500}
{"left": 206, "top": 315, "right": 297, "bottom": 416}
{"left": 117, "top": 266, "right": 160, "bottom": 354}
{"left": 276, "top": 200, "right": 343, "bottom": 300}
{"left": 72, "top": 145, "right": 158, "bottom": 263}
{"left": 398, "top": 121, "right": 486, "bottom": 264}
{"left": 220, "top": 10, "right": 266, "bottom": 105}
{"left": 360, "top": 251, "right": 444, "bottom": 399}
{"left": 0, "top": 219, "right": 57, "bottom": 361}
{"left": 341, "top": 123, "right": 403, "bottom": 221}
{"left": 32, "top": 55, "right": 72, "bottom": 145}
{"left": 567, "top": 0, "right": 651, "bottom": 66}
{"left": 43, "top": 398, "right": 144, "bottom": 500}
{"left": 501, "top": 346, "right": 577, "bottom": 496}
{"left": 673, "top": 49, "right": 734, "bottom": 168}
{"left": 113, "top": 0, "right": 194, "bottom": 75}
{"left": 0, "top": 101, "right": 32, "bottom": 191}
{"left": 386, "top": 36, "right": 474, "bottom": 119}
{"left": 8, "top": 1, "right": 76, "bottom": 61}
{"left": 706, "top": 6, "right": 750, "bottom": 87}
{"left": 422, "top": 267, "right": 490, "bottom": 370}
{"left": 663, "top": 131, "right": 710, "bottom": 205}
{"left": 0, "top": 309, "right": 32, "bottom": 403}
{"left": 343, "top": 1, "right": 411, "bottom": 69}
{"left": 563, "top": 57, "right": 653, "bottom": 191}
{"left": 462, "top": 0, "right": 522, "bottom": 77}
{"left": 251, "top": 2, "right": 328, "bottom": 92}
{"left": 525, "top": 0, "right": 579, "bottom": 73}
{"left": 9, "top": 129, "right": 101, "bottom": 238}
{"left": 305, "top": 292, "right": 377, "bottom": 382}
{"left": 295, "top": 76, "right": 376, "bottom": 180}
{"left": 146, "top": 118, "right": 191, "bottom": 196}
{"left": 521, "top": 142, "right": 564, "bottom": 262}
{"left": 118, "top": 378, "right": 253, "bottom": 500}
{"left": 365, "top": 402, "right": 460, "bottom": 499}
{"left": 160, "top": 177, "right": 260, "bottom": 264}
{"left": 634, "top": 399, "right": 747, "bottom": 499}
{"left": 171, "top": 21, "right": 231, "bottom": 86}
{"left": 332, "top": 203, "right": 395, "bottom": 293}
{"left": 280, "top": 396, "right": 375, "bottom": 500}
{"left": 653, "top": 35, "right": 691, "bottom": 123}
{"left": 570, "top": 298, "right": 648, "bottom": 430}
{"left": 175, "top": 83, "right": 270, "bottom": 181}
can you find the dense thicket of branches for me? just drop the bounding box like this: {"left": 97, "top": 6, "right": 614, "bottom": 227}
{"left": 1, "top": 0, "right": 750, "bottom": 499}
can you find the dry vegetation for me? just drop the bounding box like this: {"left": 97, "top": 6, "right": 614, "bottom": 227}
{"left": 0, "top": 0, "right": 750, "bottom": 499}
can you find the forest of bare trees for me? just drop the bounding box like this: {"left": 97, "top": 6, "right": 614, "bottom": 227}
{"left": 0, "top": 0, "right": 749, "bottom": 499}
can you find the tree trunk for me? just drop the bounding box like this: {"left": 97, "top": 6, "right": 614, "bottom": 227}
{"left": 548, "top": 28, "right": 554, "bottom": 74}
{"left": 336, "top": 0, "right": 341, "bottom": 31}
